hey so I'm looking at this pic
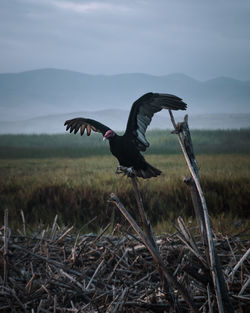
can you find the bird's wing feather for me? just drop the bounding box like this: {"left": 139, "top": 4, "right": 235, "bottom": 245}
{"left": 64, "top": 118, "right": 110, "bottom": 136}
{"left": 124, "top": 92, "right": 187, "bottom": 151}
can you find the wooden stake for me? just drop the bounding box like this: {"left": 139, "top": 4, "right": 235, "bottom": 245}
{"left": 130, "top": 176, "right": 157, "bottom": 251}
{"left": 169, "top": 110, "right": 234, "bottom": 313}
{"left": 3, "top": 209, "right": 9, "bottom": 285}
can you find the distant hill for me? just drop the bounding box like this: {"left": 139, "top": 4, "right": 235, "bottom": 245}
{"left": 0, "top": 69, "right": 250, "bottom": 123}
{"left": 0, "top": 110, "right": 249, "bottom": 134}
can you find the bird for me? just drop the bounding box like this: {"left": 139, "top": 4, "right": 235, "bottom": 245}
{"left": 64, "top": 92, "right": 187, "bottom": 178}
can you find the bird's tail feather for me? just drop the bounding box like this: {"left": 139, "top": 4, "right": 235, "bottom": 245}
{"left": 134, "top": 163, "right": 161, "bottom": 179}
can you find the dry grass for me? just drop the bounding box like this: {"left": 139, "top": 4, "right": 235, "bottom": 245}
{"left": 0, "top": 154, "right": 249, "bottom": 232}
{"left": 0, "top": 213, "right": 249, "bottom": 312}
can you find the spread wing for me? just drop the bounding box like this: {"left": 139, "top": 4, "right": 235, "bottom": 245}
{"left": 64, "top": 118, "right": 110, "bottom": 136}
{"left": 124, "top": 92, "right": 187, "bottom": 151}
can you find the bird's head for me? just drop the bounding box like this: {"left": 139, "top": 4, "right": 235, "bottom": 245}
{"left": 103, "top": 129, "right": 116, "bottom": 141}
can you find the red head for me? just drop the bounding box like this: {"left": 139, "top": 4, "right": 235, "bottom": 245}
{"left": 103, "top": 129, "right": 116, "bottom": 140}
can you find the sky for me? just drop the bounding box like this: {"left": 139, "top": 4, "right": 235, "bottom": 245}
{"left": 0, "top": 0, "right": 250, "bottom": 80}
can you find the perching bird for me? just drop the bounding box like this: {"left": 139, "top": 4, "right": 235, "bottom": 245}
{"left": 64, "top": 92, "right": 187, "bottom": 178}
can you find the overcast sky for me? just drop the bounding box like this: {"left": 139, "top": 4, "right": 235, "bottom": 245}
{"left": 0, "top": 0, "right": 250, "bottom": 80}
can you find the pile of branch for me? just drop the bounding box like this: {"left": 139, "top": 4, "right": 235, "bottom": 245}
{"left": 0, "top": 215, "right": 249, "bottom": 312}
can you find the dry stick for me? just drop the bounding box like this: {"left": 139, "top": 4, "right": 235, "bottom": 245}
{"left": 130, "top": 175, "right": 178, "bottom": 310}
{"left": 238, "top": 276, "right": 250, "bottom": 296}
{"left": 90, "top": 222, "right": 111, "bottom": 246}
{"left": 25, "top": 273, "right": 36, "bottom": 293}
{"left": 112, "top": 287, "right": 129, "bottom": 313}
{"left": 60, "top": 269, "right": 85, "bottom": 290}
{"left": 169, "top": 110, "right": 234, "bottom": 313}
{"left": 177, "top": 116, "right": 208, "bottom": 248}
{"left": 20, "top": 210, "right": 26, "bottom": 236}
{"left": 54, "top": 226, "right": 74, "bottom": 244}
{"left": 86, "top": 259, "right": 105, "bottom": 290}
{"left": 130, "top": 176, "right": 157, "bottom": 250}
{"left": 228, "top": 248, "right": 250, "bottom": 280}
{"left": 175, "top": 233, "right": 207, "bottom": 267}
{"left": 11, "top": 243, "right": 86, "bottom": 278}
{"left": 107, "top": 249, "right": 128, "bottom": 283}
{"left": 184, "top": 177, "right": 208, "bottom": 246}
{"left": 3, "top": 209, "right": 9, "bottom": 285}
{"left": 177, "top": 216, "right": 200, "bottom": 254}
{"left": 110, "top": 193, "right": 199, "bottom": 313}
{"left": 50, "top": 215, "right": 58, "bottom": 241}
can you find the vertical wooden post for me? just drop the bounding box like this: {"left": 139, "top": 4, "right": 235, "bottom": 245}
{"left": 169, "top": 111, "right": 234, "bottom": 313}
{"left": 130, "top": 176, "right": 178, "bottom": 311}
{"left": 130, "top": 176, "right": 157, "bottom": 250}
{"left": 3, "top": 209, "right": 9, "bottom": 285}
{"left": 184, "top": 177, "right": 208, "bottom": 246}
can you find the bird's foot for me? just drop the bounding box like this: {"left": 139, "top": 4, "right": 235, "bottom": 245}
{"left": 116, "top": 166, "right": 135, "bottom": 177}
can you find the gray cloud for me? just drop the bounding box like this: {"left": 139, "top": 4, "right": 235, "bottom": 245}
{"left": 0, "top": 0, "right": 250, "bottom": 80}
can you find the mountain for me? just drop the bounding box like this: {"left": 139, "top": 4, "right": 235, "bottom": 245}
{"left": 0, "top": 69, "right": 250, "bottom": 123}
{"left": 0, "top": 111, "right": 249, "bottom": 134}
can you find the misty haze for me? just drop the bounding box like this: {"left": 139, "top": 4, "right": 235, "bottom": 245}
{"left": 0, "top": 68, "right": 250, "bottom": 134}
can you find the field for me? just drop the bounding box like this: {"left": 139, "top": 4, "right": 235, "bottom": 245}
{"left": 0, "top": 129, "right": 250, "bottom": 234}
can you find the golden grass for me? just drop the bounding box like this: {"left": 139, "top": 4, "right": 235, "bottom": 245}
{"left": 0, "top": 154, "right": 249, "bottom": 233}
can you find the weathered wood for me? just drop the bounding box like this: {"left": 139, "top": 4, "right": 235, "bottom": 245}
{"left": 3, "top": 209, "right": 9, "bottom": 286}
{"left": 184, "top": 177, "right": 208, "bottom": 246}
{"left": 169, "top": 110, "right": 235, "bottom": 313}
{"left": 228, "top": 247, "right": 250, "bottom": 280}
{"left": 130, "top": 176, "right": 158, "bottom": 251}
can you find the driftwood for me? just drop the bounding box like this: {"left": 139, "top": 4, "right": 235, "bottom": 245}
{"left": 0, "top": 214, "right": 249, "bottom": 312}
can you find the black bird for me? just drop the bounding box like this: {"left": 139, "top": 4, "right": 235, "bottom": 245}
{"left": 64, "top": 92, "right": 187, "bottom": 178}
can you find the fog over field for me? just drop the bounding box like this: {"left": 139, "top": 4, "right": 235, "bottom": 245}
{"left": 0, "top": 69, "right": 249, "bottom": 133}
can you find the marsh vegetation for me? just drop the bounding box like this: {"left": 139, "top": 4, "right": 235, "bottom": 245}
{"left": 0, "top": 129, "right": 249, "bottom": 234}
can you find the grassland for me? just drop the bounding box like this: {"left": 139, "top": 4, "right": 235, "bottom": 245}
{"left": 1, "top": 128, "right": 250, "bottom": 158}
{"left": 0, "top": 129, "right": 250, "bottom": 234}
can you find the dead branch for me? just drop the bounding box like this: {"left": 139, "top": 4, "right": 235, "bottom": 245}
{"left": 169, "top": 110, "right": 235, "bottom": 313}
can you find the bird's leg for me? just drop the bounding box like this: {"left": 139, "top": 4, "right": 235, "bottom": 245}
{"left": 116, "top": 166, "right": 136, "bottom": 178}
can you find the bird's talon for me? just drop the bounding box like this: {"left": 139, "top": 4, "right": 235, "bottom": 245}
{"left": 116, "top": 166, "right": 135, "bottom": 177}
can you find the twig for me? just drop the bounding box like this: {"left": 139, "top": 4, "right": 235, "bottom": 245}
{"left": 25, "top": 273, "right": 36, "bottom": 293}
{"left": 60, "top": 269, "right": 85, "bottom": 290}
{"left": 107, "top": 249, "right": 128, "bottom": 283}
{"left": 175, "top": 233, "right": 207, "bottom": 267}
{"left": 111, "top": 287, "right": 128, "bottom": 313}
{"left": 11, "top": 243, "right": 86, "bottom": 277}
{"left": 90, "top": 223, "right": 111, "bottom": 246}
{"left": 55, "top": 226, "right": 74, "bottom": 244}
{"left": 50, "top": 215, "right": 58, "bottom": 240}
{"left": 86, "top": 259, "right": 105, "bottom": 290}
{"left": 177, "top": 216, "right": 200, "bottom": 255}
{"left": 228, "top": 248, "right": 250, "bottom": 279}
{"left": 20, "top": 210, "right": 26, "bottom": 236}
{"left": 238, "top": 276, "right": 250, "bottom": 296}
